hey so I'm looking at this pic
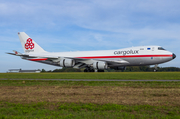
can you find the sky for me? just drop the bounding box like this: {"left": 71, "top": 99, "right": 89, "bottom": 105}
{"left": 0, "top": 0, "right": 180, "bottom": 72}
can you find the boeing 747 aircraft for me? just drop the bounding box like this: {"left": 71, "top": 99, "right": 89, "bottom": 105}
{"left": 7, "top": 32, "right": 176, "bottom": 72}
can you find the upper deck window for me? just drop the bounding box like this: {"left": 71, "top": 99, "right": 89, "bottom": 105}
{"left": 158, "top": 47, "right": 166, "bottom": 50}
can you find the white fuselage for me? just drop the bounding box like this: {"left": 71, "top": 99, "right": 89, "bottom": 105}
{"left": 28, "top": 45, "right": 174, "bottom": 67}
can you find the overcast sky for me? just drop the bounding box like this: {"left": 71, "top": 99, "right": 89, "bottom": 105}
{"left": 0, "top": 0, "right": 180, "bottom": 72}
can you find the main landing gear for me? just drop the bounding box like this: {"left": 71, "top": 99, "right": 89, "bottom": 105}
{"left": 84, "top": 67, "right": 95, "bottom": 72}
{"left": 97, "top": 70, "right": 104, "bottom": 72}
{"left": 84, "top": 67, "right": 104, "bottom": 72}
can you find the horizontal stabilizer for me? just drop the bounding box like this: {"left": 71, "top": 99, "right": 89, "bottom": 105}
{"left": 13, "top": 50, "right": 22, "bottom": 55}
{"left": 6, "top": 52, "right": 16, "bottom": 55}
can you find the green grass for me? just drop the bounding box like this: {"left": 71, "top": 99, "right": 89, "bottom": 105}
{"left": 0, "top": 80, "right": 180, "bottom": 88}
{"left": 0, "top": 73, "right": 180, "bottom": 119}
{"left": 0, "top": 102, "right": 180, "bottom": 119}
{"left": 1, "top": 72, "right": 180, "bottom": 79}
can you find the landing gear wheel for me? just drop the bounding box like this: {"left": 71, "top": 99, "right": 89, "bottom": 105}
{"left": 98, "top": 70, "right": 104, "bottom": 72}
{"left": 84, "top": 68, "right": 95, "bottom": 72}
{"left": 90, "top": 69, "right": 95, "bottom": 72}
{"left": 84, "top": 69, "right": 88, "bottom": 72}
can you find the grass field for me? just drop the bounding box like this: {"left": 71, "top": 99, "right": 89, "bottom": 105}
{"left": 1, "top": 102, "right": 180, "bottom": 119}
{"left": 0, "top": 72, "right": 180, "bottom": 118}
{"left": 0, "top": 79, "right": 180, "bottom": 118}
{"left": 1, "top": 72, "right": 180, "bottom": 79}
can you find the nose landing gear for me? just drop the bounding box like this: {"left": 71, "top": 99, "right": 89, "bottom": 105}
{"left": 154, "top": 64, "right": 158, "bottom": 72}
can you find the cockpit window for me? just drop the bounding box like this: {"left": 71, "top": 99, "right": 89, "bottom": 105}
{"left": 158, "top": 47, "right": 166, "bottom": 50}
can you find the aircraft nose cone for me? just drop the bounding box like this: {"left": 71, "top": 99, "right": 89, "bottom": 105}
{"left": 173, "top": 53, "right": 176, "bottom": 59}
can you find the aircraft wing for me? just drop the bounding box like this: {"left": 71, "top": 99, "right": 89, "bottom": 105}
{"left": 67, "top": 57, "right": 129, "bottom": 65}
{"left": 7, "top": 51, "right": 129, "bottom": 68}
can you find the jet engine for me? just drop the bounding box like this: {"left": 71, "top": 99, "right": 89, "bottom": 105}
{"left": 112, "top": 66, "right": 126, "bottom": 70}
{"left": 93, "top": 61, "right": 108, "bottom": 70}
{"left": 59, "top": 59, "right": 75, "bottom": 67}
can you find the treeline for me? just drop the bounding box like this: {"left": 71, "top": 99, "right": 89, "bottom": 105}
{"left": 41, "top": 66, "right": 180, "bottom": 72}
{"left": 124, "top": 66, "right": 180, "bottom": 72}
{"left": 41, "top": 68, "right": 82, "bottom": 72}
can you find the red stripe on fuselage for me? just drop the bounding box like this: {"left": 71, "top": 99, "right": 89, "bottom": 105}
{"left": 77, "top": 55, "right": 172, "bottom": 59}
{"left": 29, "top": 58, "right": 48, "bottom": 61}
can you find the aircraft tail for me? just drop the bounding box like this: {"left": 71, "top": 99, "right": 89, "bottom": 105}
{"left": 18, "top": 32, "right": 46, "bottom": 53}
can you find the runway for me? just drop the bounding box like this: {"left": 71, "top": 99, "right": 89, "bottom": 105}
{"left": 1, "top": 79, "right": 180, "bottom": 81}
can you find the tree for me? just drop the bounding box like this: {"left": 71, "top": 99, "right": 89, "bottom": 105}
{"left": 41, "top": 69, "right": 46, "bottom": 72}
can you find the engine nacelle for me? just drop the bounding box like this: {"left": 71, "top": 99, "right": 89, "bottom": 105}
{"left": 112, "top": 66, "right": 126, "bottom": 70}
{"left": 93, "top": 61, "right": 108, "bottom": 70}
{"left": 59, "top": 59, "right": 75, "bottom": 67}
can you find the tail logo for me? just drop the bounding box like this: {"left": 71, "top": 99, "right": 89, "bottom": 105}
{"left": 25, "top": 38, "right": 34, "bottom": 50}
